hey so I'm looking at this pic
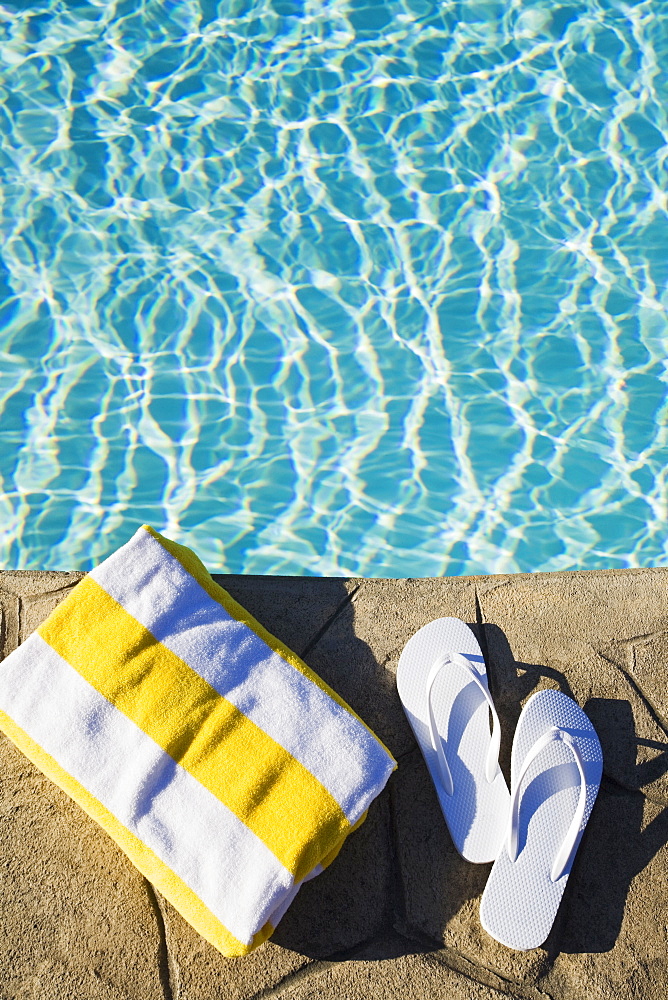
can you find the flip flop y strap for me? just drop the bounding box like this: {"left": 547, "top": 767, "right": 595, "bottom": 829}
{"left": 425, "top": 651, "right": 502, "bottom": 798}
{"left": 507, "top": 724, "right": 587, "bottom": 882}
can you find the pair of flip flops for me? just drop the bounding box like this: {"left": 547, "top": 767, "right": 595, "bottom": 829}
{"left": 397, "top": 617, "right": 603, "bottom": 951}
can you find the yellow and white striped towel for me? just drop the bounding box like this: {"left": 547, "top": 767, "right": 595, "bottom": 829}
{"left": 0, "top": 525, "right": 396, "bottom": 956}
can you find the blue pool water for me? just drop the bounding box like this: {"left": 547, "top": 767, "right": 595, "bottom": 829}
{"left": 1, "top": 0, "right": 667, "bottom": 576}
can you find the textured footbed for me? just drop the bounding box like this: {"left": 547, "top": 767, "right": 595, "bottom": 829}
{"left": 479, "top": 688, "right": 603, "bottom": 951}
{"left": 396, "top": 617, "right": 510, "bottom": 864}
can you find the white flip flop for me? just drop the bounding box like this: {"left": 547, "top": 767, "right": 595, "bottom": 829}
{"left": 396, "top": 617, "right": 510, "bottom": 863}
{"left": 480, "top": 688, "right": 603, "bottom": 950}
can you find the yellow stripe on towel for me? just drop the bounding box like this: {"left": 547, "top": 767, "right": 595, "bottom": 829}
{"left": 38, "top": 576, "right": 350, "bottom": 882}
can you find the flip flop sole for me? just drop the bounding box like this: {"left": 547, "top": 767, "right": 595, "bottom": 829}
{"left": 397, "top": 617, "right": 509, "bottom": 863}
{"left": 480, "top": 688, "right": 603, "bottom": 950}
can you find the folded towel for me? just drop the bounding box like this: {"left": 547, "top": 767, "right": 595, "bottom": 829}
{"left": 0, "top": 525, "right": 396, "bottom": 956}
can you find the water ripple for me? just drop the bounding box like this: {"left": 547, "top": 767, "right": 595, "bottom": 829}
{"left": 0, "top": 0, "right": 667, "bottom": 574}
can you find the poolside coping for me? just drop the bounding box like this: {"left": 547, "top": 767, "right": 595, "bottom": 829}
{"left": 0, "top": 567, "right": 666, "bottom": 999}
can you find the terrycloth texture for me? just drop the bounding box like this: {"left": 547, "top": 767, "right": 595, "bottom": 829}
{"left": 0, "top": 525, "right": 396, "bottom": 956}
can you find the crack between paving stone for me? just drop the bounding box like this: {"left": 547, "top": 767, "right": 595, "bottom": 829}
{"left": 474, "top": 586, "right": 484, "bottom": 627}
{"left": 247, "top": 959, "right": 336, "bottom": 999}
{"left": 298, "top": 584, "right": 361, "bottom": 660}
{"left": 143, "top": 879, "right": 177, "bottom": 1000}
{"left": 628, "top": 643, "right": 668, "bottom": 733}
{"left": 597, "top": 650, "right": 668, "bottom": 736}
{"left": 251, "top": 929, "right": 417, "bottom": 999}
{"left": 29, "top": 582, "right": 82, "bottom": 598}
{"left": 0, "top": 596, "right": 19, "bottom": 658}
{"left": 387, "top": 778, "right": 408, "bottom": 933}
{"left": 0, "top": 580, "right": 78, "bottom": 601}
{"left": 391, "top": 924, "right": 555, "bottom": 1000}
{"left": 16, "top": 596, "right": 23, "bottom": 650}
{"left": 474, "top": 587, "right": 495, "bottom": 685}
{"left": 476, "top": 578, "right": 513, "bottom": 597}
{"left": 318, "top": 931, "right": 399, "bottom": 963}
{"left": 6, "top": 581, "right": 81, "bottom": 605}
{"left": 621, "top": 629, "right": 668, "bottom": 645}
{"left": 426, "top": 950, "right": 556, "bottom": 1000}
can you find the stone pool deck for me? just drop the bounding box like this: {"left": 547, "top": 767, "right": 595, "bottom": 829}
{"left": 0, "top": 567, "right": 667, "bottom": 999}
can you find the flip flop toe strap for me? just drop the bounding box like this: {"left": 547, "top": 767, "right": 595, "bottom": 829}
{"left": 507, "top": 725, "right": 587, "bottom": 882}
{"left": 426, "top": 651, "right": 502, "bottom": 798}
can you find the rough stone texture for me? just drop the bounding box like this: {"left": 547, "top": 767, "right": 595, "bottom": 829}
{"left": 0, "top": 566, "right": 667, "bottom": 999}
{"left": 277, "top": 934, "right": 509, "bottom": 1000}
{"left": 0, "top": 569, "right": 84, "bottom": 598}
{"left": 0, "top": 737, "right": 165, "bottom": 1000}
{"left": 155, "top": 893, "right": 311, "bottom": 1000}
{"left": 20, "top": 584, "right": 83, "bottom": 643}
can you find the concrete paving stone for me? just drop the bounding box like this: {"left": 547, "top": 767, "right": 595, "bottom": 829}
{"left": 627, "top": 631, "right": 668, "bottom": 728}
{"left": 306, "top": 577, "right": 477, "bottom": 758}
{"left": 214, "top": 573, "right": 358, "bottom": 661}
{"left": 478, "top": 577, "right": 668, "bottom": 800}
{"left": 476, "top": 568, "right": 668, "bottom": 676}
{"left": 0, "top": 738, "right": 165, "bottom": 1000}
{"left": 0, "top": 570, "right": 84, "bottom": 598}
{"left": 156, "top": 893, "right": 312, "bottom": 1000}
{"left": 583, "top": 652, "right": 668, "bottom": 803}
{"left": 11, "top": 958, "right": 137, "bottom": 1000}
{"left": 539, "top": 792, "right": 668, "bottom": 1000}
{"left": 19, "top": 585, "right": 83, "bottom": 643}
{"left": 277, "top": 932, "right": 509, "bottom": 1000}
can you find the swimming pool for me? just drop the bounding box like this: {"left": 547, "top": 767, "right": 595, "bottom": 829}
{"left": 1, "top": 0, "right": 667, "bottom": 576}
